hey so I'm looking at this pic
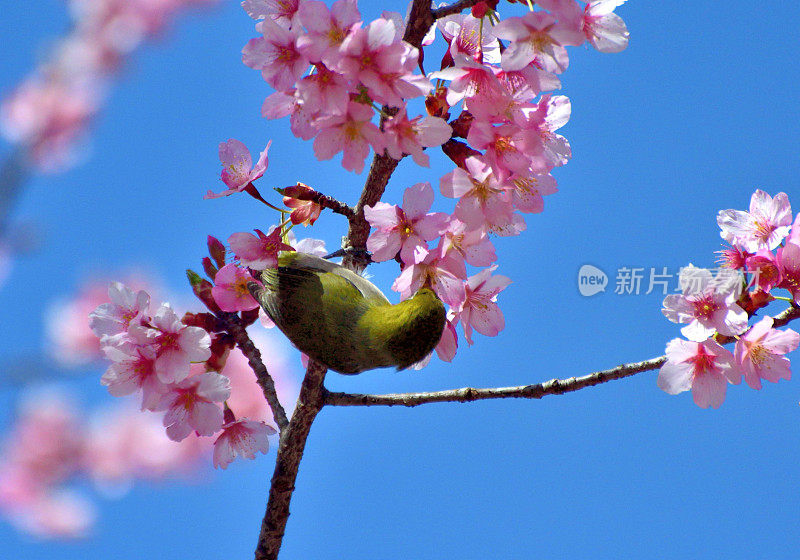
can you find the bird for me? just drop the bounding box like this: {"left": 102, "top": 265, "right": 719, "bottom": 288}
{"left": 249, "top": 252, "right": 446, "bottom": 374}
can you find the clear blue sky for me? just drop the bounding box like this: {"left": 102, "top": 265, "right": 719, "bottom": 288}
{"left": 1, "top": 1, "right": 799, "bottom": 558}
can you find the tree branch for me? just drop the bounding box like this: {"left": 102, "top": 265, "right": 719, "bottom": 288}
{"left": 324, "top": 303, "right": 800, "bottom": 408}
{"left": 220, "top": 314, "right": 290, "bottom": 431}
{"left": 432, "top": 0, "right": 484, "bottom": 21}
{"left": 324, "top": 356, "right": 666, "bottom": 407}
{"left": 254, "top": 360, "right": 328, "bottom": 560}
{"left": 283, "top": 183, "right": 355, "bottom": 220}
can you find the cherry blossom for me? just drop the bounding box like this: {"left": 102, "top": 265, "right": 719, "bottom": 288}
{"left": 452, "top": 266, "right": 511, "bottom": 344}
{"left": 777, "top": 246, "right": 800, "bottom": 301}
{"left": 205, "top": 139, "right": 271, "bottom": 199}
{"left": 128, "top": 304, "right": 212, "bottom": 384}
{"left": 337, "top": 18, "right": 431, "bottom": 107}
{"left": 100, "top": 343, "right": 167, "bottom": 411}
{"left": 581, "top": 0, "right": 630, "bottom": 53}
{"left": 313, "top": 101, "right": 384, "bottom": 173}
{"left": 160, "top": 372, "right": 231, "bottom": 441}
{"left": 243, "top": 0, "right": 303, "bottom": 28}
{"left": 435, "top": 319, "right": 459, "bottom": 362}
{"left": 211, "top": 264, "right": 262, "bottom": 313}
{"left": 365, "top": 182, "right": 449, "bottom": 264}
{"left": 296, "top": 0, "right": 361, "bottom": 66}
{"left": 734, "top": 317, "right": 800, "bottom": 390}
{"left": 492, "top": 11, "right": 584, "bottom": 74}
{"left": 382, "top": 111, "right": 452, "bottom": 167}
{"left": 229, "top": 228, "right": 294, "bottom": 270}
{"left": 88, "top": 282, "right": 150, "bottom": 340}
{"left": 213, "top": 418, "right": 275, "bottom": 469}
{"left": 392, "top": 252, "right": 466, "bottom": 308}
{"left": 662, "top": 266, "right": 748, "bottom": 342}
{"left": 438, "top": 218, "right": 497, "bottom": 270}
{"left": 717, "top": 190, "right": 792, "bottom": 252}
{"left": 440, "top": 156, "right": 516, "bottom": 230}
{"left": 657, "top": 338, "right": 738, "bottom": 409}
{"left": 243, "top": 18, "right": 309, "bottom": 91}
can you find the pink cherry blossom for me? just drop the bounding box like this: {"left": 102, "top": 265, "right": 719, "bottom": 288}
{"left": 662, "top": 266, "right": 748, "bottom": 341}
{"left": 50, "top": 275, "right": 157, "bottom": 368}
{"left": 466, "top": 121, "right": 538, "bottom": 180}
{"left": 261, "top": 89, "right": 320, "bottom": 140}
{"left": 228, "top": 228, "right": 293, "bottom": 270}
{"left": 213, "top": 418, "right": 275, "bottom": 469}
{"left": 295, "top": 64, "right": 351, "bottom": 117}
{"left": 438, "top": 13, "right": 500, "bottom": 64}
{"left": 716, "top": 244, "right": 750, "bottom": 270}
{"left": 492, "top": 11, "right": 583, "bottom": 74}
{"left": 507, "top": 171, "right": 558, "bottom": 213}
{"left": 243, "top": 18, "right": 309, "bottom": 91}
{"left": 296, "top": 0, "right": 361, "bottom": 66}
{"left": 429, "top": 56, "right": 504, "bottom": 107}
{"left": 382, "top": 111, "right": 452, "bottom": 167}
{"left": 744, "top": 250, "right": 781, "bottom": 292}
{"left": 100, "top": 343, "right": 168, "bottom": 411}
{"left": 435, "top": 319, "right": 459, "bottom": 362}
{"left": 205, "top": 138, "right": 271, "bottom": 199}
{"left": 365, "top": 182, "right": 450, "bottom": 264}
{"left": 438, "top": 218, "right": 497, "bottom": 269}
{"left": 129, "top": 304, "right": 212, "bottom": 384}
{"left": 89, "top": 282, "right": 150, "bottom": 340}
{"left": 211, "top": 264, "right": 262, "bottom": 313}
{"left": 440, "top": 156, "right": 517, "bottom": 230}
{"left": 777, "top": 240, "right": 800, "bottom": 302}
{"left": 452, "top": 266, "right": 511, "bottom": 344}
{"left": 242, "top": 0, "right": 303, "bottom": 28}
{"left": 16, "top": 490, "right": 96, "bottom": 540}
{"left": 734, "top": 316, "right": 800, "bottom": 389}
{"left": 514, "top": 94, "right": 572, "bottom": 173}
{"left": 717, "top": 190, "right": 792, "bottom": 252}
{"left": 657, "top": 338, "right": 738, "bottom": 409}
{"left": 160, "top": 372, "right": 231, "bottom": 441}
{"left": 83, "top": 405, "right": 209, "bottom": 487}
{"left": 392, "top": 252, "right": 466, "bottom": 308}
{"left": 313, "top": 101, "right": 384, "bottom": 173}
{"left": 337, "top": 18, "right": 432, "bottom": 107}
{"left": 581, "top": 0, "right": 630, "bottom": 53}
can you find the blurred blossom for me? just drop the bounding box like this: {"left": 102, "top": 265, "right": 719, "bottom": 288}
{"left": 45, "top": 273, "right": 160, "bottom": 368}
{"left": 1, "top": 0, "right": 222, "bottom": 172}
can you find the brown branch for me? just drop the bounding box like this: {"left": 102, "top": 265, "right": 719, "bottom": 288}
{"left": 432, "top": 0, "right": 484, "bottom": 21}
{"left": 282, "top": 183, "right": 355, "bottom": 220}
{"left": 254, "top": 360, "right": 328, "bottom": 560}
{"left": 342, "top": 152, "right": 400, "bottom": 272}
{"left": 324, "top": 356, "right": 666, "bottom": 407}
{"left": 220, "top": 314, "right": 290, "bottom": 431}
{"left": 324, "top": 303, "right": 800, "bottom": 408}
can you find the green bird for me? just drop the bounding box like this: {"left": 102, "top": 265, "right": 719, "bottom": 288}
{"left": 249, "top": 252, "right": 446, "bottom": 374}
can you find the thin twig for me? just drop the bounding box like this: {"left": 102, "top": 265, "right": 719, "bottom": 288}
{"left": 221, "top": 314, "right": 289, "bottom": 431}
{"left": 254, "top": 360, "right": 327, "bottom": 560}
{"left": 324, "top": 356, "right": 666, "bottom": 407}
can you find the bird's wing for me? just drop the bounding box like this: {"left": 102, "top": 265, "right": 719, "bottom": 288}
{"left": 277, "top": 252, "right": 390, "bottom": 305}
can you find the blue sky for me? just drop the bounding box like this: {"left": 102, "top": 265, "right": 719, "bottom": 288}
{"left": 1, "top": 1, "right": 799, "bottom": 558}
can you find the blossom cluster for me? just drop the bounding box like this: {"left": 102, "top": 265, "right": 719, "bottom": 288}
{"left": 0, "top": 325, "right": 293, "bottom": 538}
{"left": 659, "top": 190, "right": 800, "bottom": 408}
{"left": 88, "top": 282, "right": 278, "bottom": 468}
{"left": 214, "top": 0, "right": 630, "bottom": 364}
{"left": 0, "top": 0, "right": 220, "bottom": 172}
{"left": 0, "top": 391, "right": 205, "bottom": 539}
